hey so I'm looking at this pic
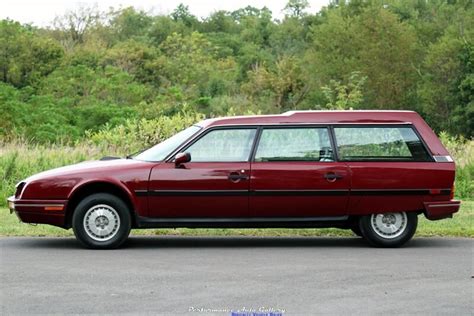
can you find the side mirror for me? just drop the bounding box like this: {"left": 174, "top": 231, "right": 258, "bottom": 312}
{"left": 174, "top": 152, "right": 191, "bottom": 167}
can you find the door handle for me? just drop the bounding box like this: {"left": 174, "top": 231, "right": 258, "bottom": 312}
{"left": 324, "top": 172, "right": 343, "bottom": 182}
{"left": 228, "top": 171, "right": 248, "bottom": 183}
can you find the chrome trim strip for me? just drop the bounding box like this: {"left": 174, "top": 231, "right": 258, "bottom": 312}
{"left": 14, "top": 203, "right": 65, "bottom": 207}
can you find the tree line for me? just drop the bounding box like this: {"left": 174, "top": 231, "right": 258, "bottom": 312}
{"left": 0, "top": 0, "right": 472, "bottom": 143}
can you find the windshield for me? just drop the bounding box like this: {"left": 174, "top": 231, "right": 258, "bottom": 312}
{"left": 133, "top": 125, "right": 201, "bottom": 162}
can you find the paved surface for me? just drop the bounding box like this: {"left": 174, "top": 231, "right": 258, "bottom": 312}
{"left": 0, "top": 236, "right": 472, "bottom": 315}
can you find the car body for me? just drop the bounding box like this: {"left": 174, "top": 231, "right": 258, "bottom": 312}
{"left": 7, "top": 111, "right": 461, "bottom": 248}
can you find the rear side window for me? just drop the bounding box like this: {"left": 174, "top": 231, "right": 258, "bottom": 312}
{"left": 334, "top": 126, "right": 432, "bottom": 162}
{"left": 254, "top": 127, "right": 334, "bottom": 162}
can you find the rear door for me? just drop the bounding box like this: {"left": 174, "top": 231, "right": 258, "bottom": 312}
{"left": 249, "top": 126, "right": 350, "bottom": 217}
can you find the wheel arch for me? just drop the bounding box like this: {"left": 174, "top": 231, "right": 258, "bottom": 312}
{"left": 65, "top": 180, "right": 138, "bottom": 228}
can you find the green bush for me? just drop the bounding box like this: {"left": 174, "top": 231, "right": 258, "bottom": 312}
{"left": 85, "top": 110, "right": 204, "bottom": 155}
{"left": 439, "top": 132, "right": 474, "bottom": 199}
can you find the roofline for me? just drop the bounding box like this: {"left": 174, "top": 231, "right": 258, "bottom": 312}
{"left": 283, "top": 110, "right": 417, "bottom": 114}
{"left": 198, "top": 110, "right": 419, "bottom": 127}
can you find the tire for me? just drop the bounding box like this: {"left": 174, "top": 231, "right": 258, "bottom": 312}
{"left": 359, "top": 212, "right": 417, "bottom": 248}
{"left": 72, "top": 193, "right": 131, "bottom": 249}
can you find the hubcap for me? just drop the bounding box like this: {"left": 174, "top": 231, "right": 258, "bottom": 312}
{"left": 83, "top": 204, "right": 120, "bottom": 242}
{"left": 370, "top": 212, "right": 407, "bottom": 239}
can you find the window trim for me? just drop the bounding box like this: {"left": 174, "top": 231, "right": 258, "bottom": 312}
{"left": 167, "top": 126, "right": 259, "bottom": 163}
{"left": 164, "top": 123, "right": 434, "bottom": 164}
{"left": 331, "top": 124, "right": 434, "bottom": 162}
{"left": 251, "top": 125, "right": 336, "bottom": 163}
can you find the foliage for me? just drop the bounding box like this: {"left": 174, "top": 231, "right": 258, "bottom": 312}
{"left": 0, "top": 20, "right": 63, "bottom": 88}
{"left": 322, "top": 72, "right": 367, "bottom": 110}
{"left": 0, "top": 1, "right": 473, "bottom": 143}
{"left": 85, "top": 110, "right": 204, "bottom": 154}
{"left": 439, "top": 132, "right": 474, "bottom": 199}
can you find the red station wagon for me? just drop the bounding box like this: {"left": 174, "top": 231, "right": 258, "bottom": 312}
{"left": 7, "top": 111, "right": 461, "bottom": 248}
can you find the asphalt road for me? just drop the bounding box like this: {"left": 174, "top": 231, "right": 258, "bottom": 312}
{"left": 0, "top": 236, "right": 472, "bottom": 315}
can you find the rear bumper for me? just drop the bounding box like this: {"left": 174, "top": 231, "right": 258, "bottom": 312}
{"left": 424, "top": 200, "right": 461, "bottom": 220}
{"left": 7, "top": 196, "right": 67, "bottom": 228}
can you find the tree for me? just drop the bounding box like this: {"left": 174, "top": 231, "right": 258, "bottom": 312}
{"left": 171, "top": 4, "right": 198, "bottom": 28}
{"left": 0, "top": 20, "right": 63, "bottom": 88}
{"left": 307, "top": 4, "right": 419, "bottom": 109}
{"left": 109, "top": 7, "right": 153, "bottom": 41}
{"left": 284, "top": 0, "right": 310, "bottom": 18}
{"left": 103, "top": 39, "right": 159, "bottom": 84}
{"left": 322, "top": 71, "right": 367, "bottom": 109}
{"left": 1, "top": 1, "right": 473, "bottom": 143}
{"left": 53, "top": 5, "right": 102, "bottom": 45}
{"left": 453, "top": 42, "right": 474, "bottom": 137}
{"left": 242, "top": 55, "right": 308, "bottom": 109}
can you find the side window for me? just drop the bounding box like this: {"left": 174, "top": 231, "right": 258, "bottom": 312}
{"left": 254, "top": 127, "right": 334, "bottom": 162}
{"left": 334, "top": 126, "right": 432, "bottom": 161}
{"left": 186, "top": 129, "right": 256, "bottom": 162}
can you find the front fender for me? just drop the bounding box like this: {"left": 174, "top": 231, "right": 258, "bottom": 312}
{"left": 68, "top": 177, "right": 141, "bottom": 213}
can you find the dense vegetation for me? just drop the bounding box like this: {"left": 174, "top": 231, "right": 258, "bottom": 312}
{"left": 0, "top": 0, "right": 472, "bottom": 142}
{"left": 0, "top": 0, "right": 473, "bottom": 202}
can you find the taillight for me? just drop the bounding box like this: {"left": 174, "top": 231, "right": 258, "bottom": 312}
{"left": 450, "top": 183, "right": 455, "bottom": 200}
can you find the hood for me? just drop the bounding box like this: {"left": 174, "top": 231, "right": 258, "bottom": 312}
{"left": 25, "top": 159, "right": 153, "bottom": 182}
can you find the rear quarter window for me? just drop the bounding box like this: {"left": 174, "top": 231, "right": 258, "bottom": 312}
{"left": 334, "top": 126, "right": 432, "bottom": 162}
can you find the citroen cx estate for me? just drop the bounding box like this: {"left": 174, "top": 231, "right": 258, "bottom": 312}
{"left": 7, "top": 111, "right": 460, "bottom": 248}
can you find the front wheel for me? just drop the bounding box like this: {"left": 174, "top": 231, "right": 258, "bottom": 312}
{"left": 359, "top": 212, "right": 418, "bottom": 247}
{"left": 72, "top": 193, "right": 131, "bottom": 249}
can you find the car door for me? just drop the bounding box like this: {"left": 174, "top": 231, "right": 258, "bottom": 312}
{"left": 249, "top": 126, "right": 351, "bottom": 217}
{"left": 148, "top": 127, "right": 257, "bottom": 217}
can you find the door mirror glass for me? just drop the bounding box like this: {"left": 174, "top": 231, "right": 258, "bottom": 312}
{"left": 174, "top": 152, "right": 191, "bottom": 166}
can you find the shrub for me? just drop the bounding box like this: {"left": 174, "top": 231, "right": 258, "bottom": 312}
{"left": 85, "top": 110, "right": 204, "bottom": 155}
{"left": 439, "top": 132, "right": 474, "bottom": 199}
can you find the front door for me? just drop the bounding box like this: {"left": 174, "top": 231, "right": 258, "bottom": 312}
{"left": 250, "top": 126, "right": 350, "bottom": 217}
{"left": 148, "top": 128, "right": 257, "bottom": 217}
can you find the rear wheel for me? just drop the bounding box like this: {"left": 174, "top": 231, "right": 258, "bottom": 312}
{"left": 359, "top": 212, "right": 417, "bottom": 247}
{"left": 72, "top": 193, "right": 131, "bottom": 249}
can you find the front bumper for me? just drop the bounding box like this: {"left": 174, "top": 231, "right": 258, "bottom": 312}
{"left": 424, "top": 200, "right": 461, "bottom": 220}
{"left": 7, "top": 196, "right": 15, "bottom": 213}
{"left": 7, "top": 196, "right": 68, "bottom": 228}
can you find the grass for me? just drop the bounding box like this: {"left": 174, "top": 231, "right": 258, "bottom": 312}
{"left": 1, "top": 201, "right": 472, "bottom": 238}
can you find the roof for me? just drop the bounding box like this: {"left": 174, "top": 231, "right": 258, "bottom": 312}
{"left": 199, "top": 110, "right": 421, "bottom": 127}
